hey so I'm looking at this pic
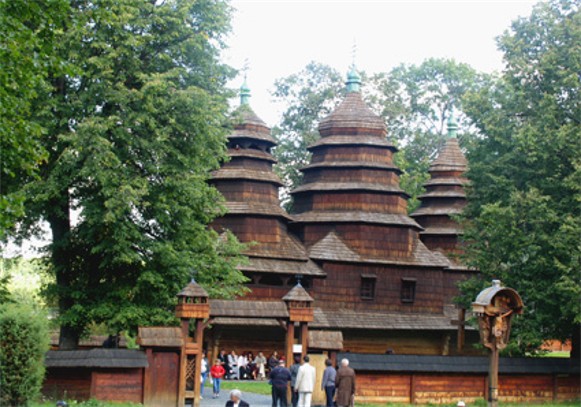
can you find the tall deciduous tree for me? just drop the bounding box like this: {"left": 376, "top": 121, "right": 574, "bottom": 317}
{"left": 13, "top": 0, "right": 248, "bottom": 349}
{"left": 0, "top": 0, "right": 70, "bottom": 237}
{"left": 460, "top": 0, "right": 580, "bottom": 356}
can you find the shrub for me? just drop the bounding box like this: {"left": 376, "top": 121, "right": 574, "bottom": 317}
{"left": 0, "top": 302, "right": 50, "bottom": 406}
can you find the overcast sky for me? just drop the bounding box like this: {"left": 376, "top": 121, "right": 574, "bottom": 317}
{"left": 223, "top": 0, "right": 538, "bottom": 126}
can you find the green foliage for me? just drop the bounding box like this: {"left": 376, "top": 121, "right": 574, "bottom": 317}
{"left": 0, "top": 302, "right": 50, "bottom": 406}
{"left": 9, "top": 0, "right": 247, "bottom": 347}
{"left": 0, "top": 0, "right": 70, "bottom": 237}
{"left": 368, "top": 58, "right": 486, "bottom": 211}
{"left": 460, "top": 0, "right": 581, "bottom": 355}
{"left": 0, "top": 257, "right": 53, "bottom": 307}
{"left": 271, "top": 59, "right": 484, "bottom": 212}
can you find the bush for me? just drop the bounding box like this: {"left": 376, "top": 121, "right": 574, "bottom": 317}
{"left": 0, "top": 302, "right": 50, "bottom": 406}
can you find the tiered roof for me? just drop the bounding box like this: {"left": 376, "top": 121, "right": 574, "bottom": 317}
{"left": 290, "top": 69, "right": 444, "bottom": 267}
{"left": 210, "top": 82, "right": 323, "bottom": 278}
{"left": 411, "top": 112, "right": 469, "bottom": 261}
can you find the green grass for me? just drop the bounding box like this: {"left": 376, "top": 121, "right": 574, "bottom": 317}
{"left": 32, "top": 402, "right": 142, "bottom": 407}
{"left": 212, "top": 379, "right": 272, "bottom": 396}
{"left": 541, "top": 351, "right": 571, "bottom": 358}
{"left": 356, "top": 403, "right": 579, "bottom": 407}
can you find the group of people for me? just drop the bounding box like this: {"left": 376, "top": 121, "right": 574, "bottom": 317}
{"left": 269, "top": 356, "right": 356, "bottom": 407}
{"left": 202, "top": 350, "right": 357, "bottom": 407}
{"left": 217, "top": 349, "right": 282, "bottom": 381}
{"left": 201, "top": 350, "right": 287, "bottom": 399}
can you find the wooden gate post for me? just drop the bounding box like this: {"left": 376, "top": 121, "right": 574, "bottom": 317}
{"left": 175, "top": 280, "right": 210, "bottom": 407}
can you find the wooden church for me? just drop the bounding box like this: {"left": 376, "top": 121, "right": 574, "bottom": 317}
{"left": 205, "top": 70, "right": 478, "bottom": 357}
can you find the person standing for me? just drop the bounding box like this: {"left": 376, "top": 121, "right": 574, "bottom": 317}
{"left": 218, "top": 349, "right": 229, "bottom": 379}
{"left": 255, "top": 352, "right": 267, "bottom": 380}
{"left": 289, "top": 356, "right": 301, "bottom": 407}
{"left": 200, "top": 351, "right": 209, "bottom": 399}
{"left": 335, "top": 358, "right": 356, "bottom": 407}
{"left": 270, "top": 359, "right": 292, "bottom": 407}
{"left": 210, "top": 359, "right": 226, "bottom": 399}
{"left": 321, "top": 359, "right": 336, "bottom": 407}
{"left": 295, "top": 355, "right": 316, "bottom": 407}
{"left": 225, "top": 389, "right": 250, "bottom": 407}
{"left": 268, "top": 351, "right": 279, "bottom": 374}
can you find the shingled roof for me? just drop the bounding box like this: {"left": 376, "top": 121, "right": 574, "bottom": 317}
{"left": 318, "top": 92, "right": 387, "bottom": 137}
{"left": 45, "top": 349, "right": 148, "bottom": 368}
{"left": 137, "top": 327, "right": 183, "bottom": 348}
{"left": 282, "top": 283, "right": 314, "bottom": 302}
{"left": 210, "top": 84, "right": 324, "bottom": 280}
{"left": 338, "top": 353, "right": 579, "bottom": 375}
{"left": 411, "top": 117, "right": 470, "bottom": 260}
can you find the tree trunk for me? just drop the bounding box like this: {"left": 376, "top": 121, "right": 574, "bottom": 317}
{"left": 48, "top": 192, "right": 80, "bottom": 350}
{"left": 571, "top": 325, "right": 580, "bottom": 359}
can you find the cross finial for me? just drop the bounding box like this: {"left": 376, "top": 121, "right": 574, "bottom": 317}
{"left": 351, "top": 38, "right": 357, "bottom": 71}
{"left": 240, "top": 58, "right": 251, "bottom": 105}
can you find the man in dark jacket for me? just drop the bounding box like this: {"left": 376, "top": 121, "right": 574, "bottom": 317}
{"left": 335, "top": 358, "right": 356, "bottom": 407}
{"left": 225, "top": 389, "right": 250, "bottom": 407}
{"left": 270, "top": 359, "right": 292, "bottom": 407}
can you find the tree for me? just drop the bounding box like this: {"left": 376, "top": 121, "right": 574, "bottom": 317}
{"left": 12, "top": 0, "right": 248, "bottom": 349}
{"left": 0, "top": 0, "right": 70, "bottom": 237}
{"left": 368, "top": 59, "right": 485, "bottom": 211}
{"left": 271, "top": 59, "right": 484, "bottom": 211}
{"left": 459, "top": 0, "right": 580, "bottom": 356}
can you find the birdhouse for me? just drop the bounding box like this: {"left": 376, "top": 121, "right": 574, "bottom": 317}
{"left": 175, "top": 279, "right": 210, "bottom": 320}
{"left": 283, "top": 283, "right": 314, "bottom": 322}
{"left": 472, "top": 280, "right": 523, "bottom": 350}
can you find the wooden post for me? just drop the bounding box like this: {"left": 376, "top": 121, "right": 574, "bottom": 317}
{"left": 286, "top": 321, "right": 295, "bottom": 366}
{"left": 410, "top": 374, "right": 416, "bottom": 404}
{"left": 488, "top": 346, "right": 499, "bottom": 407}
{"left": 193, "top": 319, "right": 204, "bottom": 407}
{"left": 457, "top": 307, "right": 466, "bottom": 352}
{"left": 300, "top": 323, "right": 308, "bottom": 359}
{"left": 143, "top": 348, "right": 153, "bottom": 405}
{"left": 178, "top": 319, "right": 189, "bottom": 407}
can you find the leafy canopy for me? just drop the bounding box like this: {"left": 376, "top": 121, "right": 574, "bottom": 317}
{"left": 10, "top": 0, "right": 248, "bottom": 347}
{"left": 459, "top": 0, "right": 580, "bottom": 356}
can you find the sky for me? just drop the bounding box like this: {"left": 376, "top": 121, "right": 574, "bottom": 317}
{"left": 222, "top": 0, "right": 538, "bottom": 126}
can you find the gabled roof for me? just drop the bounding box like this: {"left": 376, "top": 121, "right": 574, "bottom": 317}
{"left": 308, "top": 231, "right": 449, "bottom": 268}
{"left": 137, "top": 327, "right": 183, "bottom": 348}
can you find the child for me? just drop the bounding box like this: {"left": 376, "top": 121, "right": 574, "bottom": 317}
{"left": 210, "top": 358, "right": 226, "bottom": 398}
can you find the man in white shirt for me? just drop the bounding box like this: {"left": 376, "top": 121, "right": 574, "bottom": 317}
{"left": 294, "top": 355, "right": 316, "bottom": 407}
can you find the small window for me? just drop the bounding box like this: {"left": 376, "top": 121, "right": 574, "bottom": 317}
{"left": 401, "top": 279, "right": 416, "bottom": 303}
{"left": 258, "top": 275, "right": 283, "bottom": 286}
{"left": 361, "top": 277, "right": 376, "bottom": 300}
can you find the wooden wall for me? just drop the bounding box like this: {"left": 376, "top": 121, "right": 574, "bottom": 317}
{"left": 212, "top": 180, "right": 278, "bottom": 204}
{"left": 293, "top": 191, "right": 407, "bottom": 214}
{"left": 43, "top": 368, "right": 143, "bottom": 403}
{"left": 43, "top": 368, "right": 92, "bottom": 400}
{"left": 312, "top": 262, "right": 444, "bottom": 313}
{"left": 92, "top": 369, "right": 143, "bottom": 403}
{"left": 355, "top": 372, "right": 580, "bottom": 404}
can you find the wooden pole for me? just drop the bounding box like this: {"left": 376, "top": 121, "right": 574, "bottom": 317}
{"left": 457, "top": 307, "right": 466, "bottom": 352}
{"left": 178, "top": 319, "right": 189, "bottom": 407}
{"left": 193, "top": 319, "right": 204, "bottom": 407}
{"left": 488, "top": 346, "right": 499, "bottom": 407}
{"left": 300, "top": 323, "right": 308, "bottom": 359}
{"left": 286, "top": 321, "right": 295, "bottom": 366}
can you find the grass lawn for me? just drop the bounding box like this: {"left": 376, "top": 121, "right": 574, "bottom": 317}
{"left": 213, "top": 379, "right": 272, "bottom": 396}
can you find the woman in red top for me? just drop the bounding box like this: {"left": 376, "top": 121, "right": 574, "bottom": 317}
{"left": 210, "top": 358, "right": 226, "bottom": 398}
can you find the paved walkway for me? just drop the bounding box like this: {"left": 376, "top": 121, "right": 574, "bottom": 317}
{"left": 200, "top": 389, "right": 271, "bottom": 407}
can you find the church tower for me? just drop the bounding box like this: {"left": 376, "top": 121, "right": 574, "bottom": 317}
{"left": 209, "top": 80, "right": 323, "bottom": 301}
